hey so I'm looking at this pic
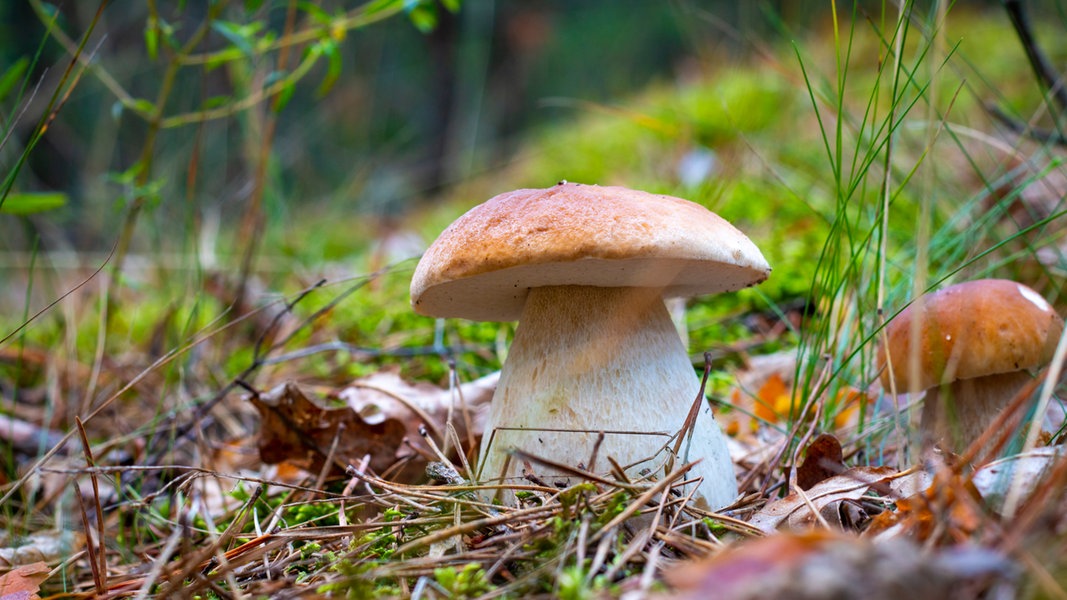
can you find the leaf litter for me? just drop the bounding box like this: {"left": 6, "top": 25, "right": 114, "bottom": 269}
{"left": 3, "top": 272, "right": 1066, "bottom": 598}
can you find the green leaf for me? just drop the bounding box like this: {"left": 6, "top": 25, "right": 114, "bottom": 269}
{"left": 298, "top": 1, "right": 332, "bottom": 25}
{"left": 158, "top": 18, "right": 180, "bottom": 51}
{"left": 315, "top": 39, "right": 342, "bottom": 97}
{"left": 0, "top": 57, "right": 29, "bottom": 103}
{"left": 38, "top": 3, "right": 60, "bottom": 20}
{"left": 211, "top": 20, "right": 257, "bottom": 57}
{"left": 201, "top": 95, "right": 232, "bottom": 110}
{"left": 407, "top": 4, "right": 438, "bottom": 33}
{"left": 244, "top": 0, "right": 265, "bottom": 11}
{"left": 0, "top": 192, "right": 68, "bottom": 215}
{"left": 144, "top": 16, "right": 159, "bottom": 60}
{"left": 272, "top": 80, "right": 296, "bottom": 113}
{"left": 205, "top": 53, "right": 227, "bottom": 72}
{"left": 108, "top": 161, "right": 146, "bottom": 186}
{"left": 441, "top": 0, "right": 460, "bottom": 13}
{"left": 130, "top": 98, "right": 156, "bottom": 116}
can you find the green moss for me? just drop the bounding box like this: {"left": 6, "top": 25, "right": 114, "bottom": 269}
{"left": 433, "top": 562, "right": 494, "bottom": 599}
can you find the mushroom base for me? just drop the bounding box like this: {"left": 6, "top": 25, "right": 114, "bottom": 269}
{"left": 477, "top": 285, "right": 737, "bottom": 509}
{"left": 921, "top": 370, "right": 1035, "bottom": 456}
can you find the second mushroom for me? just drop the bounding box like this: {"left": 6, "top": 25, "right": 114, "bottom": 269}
{"left": 880, "top": 278, "right": 1064, "bottom": 454}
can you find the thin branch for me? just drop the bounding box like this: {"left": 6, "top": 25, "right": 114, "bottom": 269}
{"left": 986, "top": 102, "right": 1067, "bottom": 146}
{"left": 1003, "top": 0, "right": 1067, "bottom": 113}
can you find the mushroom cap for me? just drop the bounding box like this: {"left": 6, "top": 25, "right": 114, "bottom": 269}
{"left": 879, "top": 279, "right": 1064, "bottom": 391}
{"left": 411, "top": 182, "right": 772, "bottom": 321}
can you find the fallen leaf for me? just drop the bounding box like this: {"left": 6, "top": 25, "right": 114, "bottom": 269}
{"left": 750, "top": 466, "right": 912, "bottom": 532}
{"left": 663, "top": 530, "right": 1014, "bottom": 600}
{"left": 0, "top": 532, "right": 85, "bottom": 567}
{"left": 338, "top": 369, "right": 494, "bottom": 450}
{"left": 665, "top": 530, "right": 836, "bottom": 596}
{"left": 971, "top": 446, "right": 1066, "bottom": 514}
{"left": 796, "top": 433, "right": 844, "bottom": 490}
{"left": 866, "top": 469, "right": 982, "bottom": 543}
{"left": 753, "top": 372, "right": 793, "bottom": 423}
{"left": 0, "top": 561, "right": 49, "bottom": 600}
{"left": 724, "top": 350, "right": 868, "bottom": 433}
{"left": 830, "top": 385, "right": 869, "bottom": 430}
{"left": 251, "top": 370, "right": 497, "bottom": 482}
{"left": 253, "top": 381, "right": 419, "bottom": 480}
{"left": 724, "top": 350, "right": 798, "bottom": 436}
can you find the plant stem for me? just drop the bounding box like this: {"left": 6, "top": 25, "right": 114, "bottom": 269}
{"left": 235, "top": 0, "right": 299, "bottom": 311}
{"left": 108, "top": 3, "right": 226, "bottom": 304}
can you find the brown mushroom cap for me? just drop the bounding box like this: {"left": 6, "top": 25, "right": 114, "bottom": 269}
{"left": 879, "top": 279, "right": 1064, "bottom": 391}
{"left": 411, "top": 182, "right": 772, "bottom": 321}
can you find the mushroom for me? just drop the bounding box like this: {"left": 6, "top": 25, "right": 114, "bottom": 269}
{"left": 410, "top": 182, "right": 771, "bottom": 509}
{"left": 879, "top": 279, "right": 1064, "bottom": 453}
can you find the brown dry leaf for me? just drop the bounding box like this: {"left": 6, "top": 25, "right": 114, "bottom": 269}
{"left": 723, "top": 350, "right": 868, "bottom": 434}
{"left": 338, "top": 369, "right": 494, "bottom": 449}
{"left": 0, "top": 562, "right": 49, "bottom": 600}
{"left": 663, "top": 530, "right": 1013, "bottom": 600}
{"left": 750, "top": 466, "right": 925, "bottom": 532}
{"left": 866, "top": 471, "right": 986, "bottom": 543}
{"left": 796, "top": 433, "right": 844, "bottom": 490}
{"left": 665, "top": 530, "right": 836, "bottom": 597}
{"left": 0, "top": 532, "right": 85, "bottom": 567}
{"left": 724, "top": 350, "right": 797, "bottom": 437}
{"left": 253, "top": 381, "right": 417, "bottom": 480}
{"left": 971, "top": 446, "right": 1066, "bottom": 514}
{"left": 251, "top": 371, "right": 496, "bottom": 482}
{"left": 753, "top": 372, "right": 793, "bottom": 424}
{"left": 830, "top": 385, "right": 869, "bottom": 430}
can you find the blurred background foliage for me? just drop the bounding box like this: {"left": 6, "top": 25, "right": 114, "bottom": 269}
{"left": 0, "top": 1, "right": 825, "bottom": 248}
{"left": 0, "top": 0, "right": 1064, "bottom": 393}
{"left": 3, "top": 1, "right": 1035, "bottom": 247}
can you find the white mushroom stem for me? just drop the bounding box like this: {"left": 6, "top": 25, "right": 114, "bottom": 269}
{"left": 920, "top": 370, "right": 1034, "bottom": 453}
{"left": 477, "top": 285, "right": 738, "bottom": 509}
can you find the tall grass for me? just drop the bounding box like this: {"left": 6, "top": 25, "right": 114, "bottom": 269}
{"left": 787, "top": 0, "right": 1066, "bottom": 471}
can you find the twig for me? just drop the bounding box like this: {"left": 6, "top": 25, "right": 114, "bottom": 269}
{"left": 234, "top": 0, "right": 299, "bottom": 313}
{"left": 986, "top": 1, "right": 1067, "bottom": 147}
{"left": 667, "top": 352, "right": 715, "bottom": 474}
{"left": 75, "top": 417, "right": 107, "bottom": 590}
{"left": 0, "top": 241, "right": 115, "bottom": 347}
{"left": 987, "top": 103, "right": 1067, "bottom": 146}
{"left": 587, "top": 431, "right": 605, "bottom": 474}
{"left": 447, "top": 357, "right": 478, "bottom": 457}
{"left": 419, "top": 424, "right": 456, "bottom": 467}
{"left": 5, "top": 0, "right": 108, "bottom": 213}
{"left": 351, "top": 382, "right": 445, "bottom": 442}
{"left": 510, "top": 449, "right": 643, "bottom": 491}
{"left": 73, "top": 481, "right": 104, "bottom": 595}
{"left": 135, "top": 522, "right": 185, "bottom": 600}
{"left": 445, "top": 422, "right": 476, "bottom": 482}
{"left": 140, "top": 277, "right": 334, "bottom": 469}
{"left": 393, "top": 502, "right": 560, "bottom": 556}
{"left": 590, "top": 462, "right": 697, "bottom": 544}
{"left": 637, "top": 540, "right": 663, "bottom": 593}
{"left": 1001, "top": 329, "right": 1067, "bottom": 517}
{"left": 259, "top": 341, "right": 484, "bottom": 365}
{"left": 602, "top": 526, "right": 654, "bottom": 582}
{"left": 0, "top": 302, "right": 258, "bottom": 509}
{"left": 1003, "top": 0, "right": 1067, "bottom": 112}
